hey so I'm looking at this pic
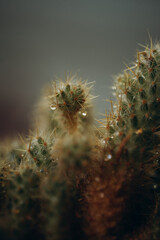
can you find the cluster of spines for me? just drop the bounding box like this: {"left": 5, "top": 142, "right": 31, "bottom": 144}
{"left": 53, "top": 83, "right": 85, "bottom": 113}
{"left": 48, "top": 75, "right": 93, "bottom": 132}
{"left": 5, "top": 167, "right": 43, "bottom": 240}
{"left": 28, "top": 136, "right": 55, "bottom": 169}
{"left": 102, "top": 43, "right": 160, "bottom": 163}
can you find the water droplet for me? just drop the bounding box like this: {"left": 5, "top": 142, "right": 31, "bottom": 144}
{"left": 112, "top": 86, "right": 116, "bottom": 90}
{"left": 104, "top": 154, "right": 112, "bottom": 162}
{"left": 107, "top": 154, "right": 112, "bottom": 159}
{"left": 101, "top": 139, "right": 105, "bottom": 145}
{"left": 50, "top": 105, "right": 56, "bottom": 111}
{"left": 153, "top": 184, "right": 158, "bottom": 189}
{"left": 82, "top": 112, "right": 87, "bottom": 117}
{"left": 99, "top": 192, "right": 104, "bottom": 198}
{"left": 95, "top": 177, "right": 100, "bottom": 182}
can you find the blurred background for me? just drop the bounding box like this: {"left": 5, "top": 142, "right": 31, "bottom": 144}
{"left": 1, "top": 0, "right": 160, "bottom": 138}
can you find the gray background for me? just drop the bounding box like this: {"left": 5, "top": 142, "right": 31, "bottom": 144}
{"left": 1, "top": 0, "right": 160, "bottom": 138}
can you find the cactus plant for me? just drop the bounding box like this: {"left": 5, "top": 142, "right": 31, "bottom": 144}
{"left": 0, "top": 41, "right": 160, "bottom": 240}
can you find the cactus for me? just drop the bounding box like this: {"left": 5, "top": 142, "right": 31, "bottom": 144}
{"left": 6, "top": 167, "right": 43, "bottom": 240}
{"left": 0, "top": 40, "right": 160, "bottom": 240}
{"left": 47, "top": 74, "right": 93, "bottom": 133}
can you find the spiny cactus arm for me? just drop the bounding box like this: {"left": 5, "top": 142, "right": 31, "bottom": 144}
{"left": 40, "top": 131, "right": 95, "bottom": 240}
{"left": 47, "top": 74, "right": 94, "bottom": 133}
{"left": 102, "top": 43, "right": 160, "bottom": 163}
{"left": 41, "top": 176, "right": 85, "bottom": 240}
{"left": 27, "top": 135, "right": 56, "bottom": 171}
{"left": 78, "top": 161, "right": 155, "bottom": 240}
{"left": 78, "top": 42, "right": 160, "bottom": 240}
{"left": 3, "top": 167, "right": 43, "bottom": 240}
{"left": 53, "top": 134, "right": 93, "bottom": 178}
{"left": 32, "top": 75, "right": 96, "bottom": 240}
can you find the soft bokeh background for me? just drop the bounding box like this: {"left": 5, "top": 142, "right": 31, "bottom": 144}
{"left": 1, "top": 0, "right": 160, "bottom": 138}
